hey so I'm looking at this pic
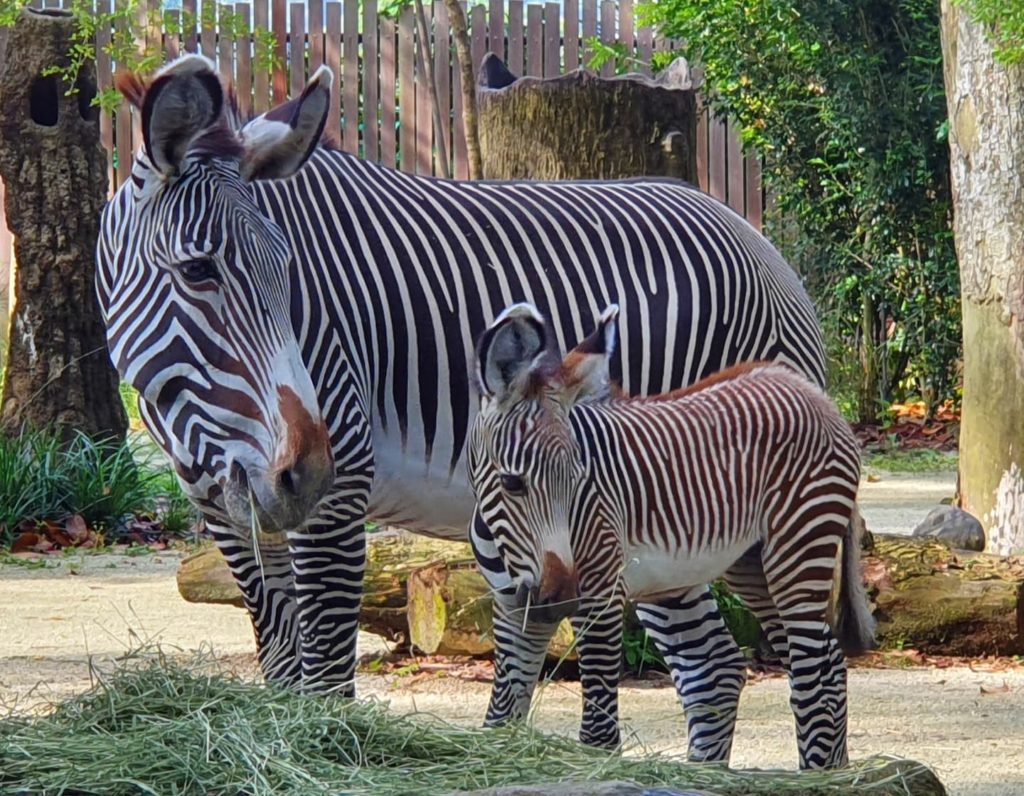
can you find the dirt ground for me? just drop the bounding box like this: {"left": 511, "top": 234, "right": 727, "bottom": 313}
{"left": 1, "top": 470, "right": 1021, "bottom": 796}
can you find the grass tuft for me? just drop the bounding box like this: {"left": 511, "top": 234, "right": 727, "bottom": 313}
{"left": 0, "top": 652, "right": 944, "bottom": 796}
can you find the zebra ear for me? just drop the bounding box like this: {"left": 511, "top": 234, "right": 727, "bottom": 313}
{"left": 476, "top": 304, "right": 548, "bottom": 402}
{"left": 562, "top": 304, "right": 619, "bottom": 404}
{"left": 132, "top": 55, "right": 223, "bottom": 178}
{"left": 239, "top": 66, "right": 332, "bottom": 181}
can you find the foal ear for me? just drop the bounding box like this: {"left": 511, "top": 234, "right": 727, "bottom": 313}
{"left": 239, "top": 66, "right": 332, "bottom": 181}
{"left": 476, "top": 303, "right": 549, "bottom": 402}
{"left": 562, "top": 305, "right": 619, "bottom": 404}
{"left": 127, "top": 55, "right": 223, "bottom": 178}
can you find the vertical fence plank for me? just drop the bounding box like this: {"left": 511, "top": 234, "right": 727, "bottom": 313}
{"left": 507, "top": 0, "right": 523, "bottom": 77}
{"left": 115, "top": 0, "right": 132, "bottom": 187}
{"left": 165, "top": 10, "right": 181, "bottom": 60}
{"left": 451, "top": 3, "right": 467, "bottom": 178}
{"left": 290, "top": 3, "right": 306, "bottom": 95}
{"left": 695, "top": 94, "right": 708, "bottom": 192}
{"left": 415, "top": 2, "right": 433, "bottom": 175}
{"left": 253, "top": 0, "right": 270, "bottom": 111}
{"left": 364, "top": 0, "right": 380, "bottom": 163}
{"left": 745, "top": 154, "right": 762, "bottom": 229}
{"left": 433, "top": 0, "right": 449, "bottom": 174}
{"left": 708, "top": 111, "right": 726, "bottom": 202}
{"left": 543, "top": 2, "right": 559, "bottom": 77}
{"left": 344, "top": 0, "right": 359, "bottom": 154}
{"left": 219, "top": 4, "right": 234, "bottom": 81}
{"left": 525, "top": 3, "right": 541, "bottom": 77}
{"left": 272, "top": 0, "right": 287, "bottom": 101}
{"left": 201, "top": 0, "right": 216, "bottom": 58}
{"left": 325, "top": 2, "right": 341, "bottom": 141}
{"left": 564, "top": 0, "right": 579, "bottom": 72}
{"left": 381, "top": 14, "right": 397, "bottom": 169}
{"left": 581, "top": 0, "right": 596, "bottom": 69}
{"left": 309, "top": 0, "right": 323, "bottom": 70}
{"left": 619, "top": 0, "right": 633, "bottom": 68}
{"left": 470, "top": 4, "right": 486, "bottom": 71}
{"left": 599, "top": 0, "right": 614, "bottom": 77}
{"left": 236, "top": 4, "right": 252, "bottom": 116}
{"left": 488, "top": 0, "right": 503, "bottom": 62}
{"left": 399, "top": 6, "right": 414, "bottom": 171}
{"left": 726, "top": 119, "right": 744, "bottom": 215}
{"left": 183, "top": 0, "right": 198, "bottom": 52}
{"left": 636, "top": 21, "right": 652, "bottom": 75}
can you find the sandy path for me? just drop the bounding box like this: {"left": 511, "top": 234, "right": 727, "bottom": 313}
{"left": 0, "top": 547, "right": 1021, "bottom": 796}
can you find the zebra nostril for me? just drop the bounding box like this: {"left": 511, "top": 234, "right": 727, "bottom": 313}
{"left": 230, "top": 461, "right": 249, "bottom": 490}
{"left": 277, "top": 468, "right": 299, "bottom": 497}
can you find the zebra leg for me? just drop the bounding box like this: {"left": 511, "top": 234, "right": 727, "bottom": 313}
{"left": 572, "top": 592, "right": 626, "bottom": 749}
{"left": 762, "top": 528, "right": 848, "bottom": 769}
{"left": 485, "top": 593, "right": 562, "bottom": 726}
{"left": 722, "top": 545, "right": 792, "bottom": 670}
{"left": 636, "top": 585, "right": 748, "bottom": 763}
{"left": 209, "top": 520, "right": 302, "bottom": 686}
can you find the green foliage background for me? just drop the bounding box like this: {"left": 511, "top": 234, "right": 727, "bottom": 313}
{"left": 637, "top": 0, "right": 960, "bottom": 419}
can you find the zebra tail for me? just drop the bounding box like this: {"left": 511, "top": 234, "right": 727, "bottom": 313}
{"left": 832, "top": 504, "right": 876, "bottom": 656}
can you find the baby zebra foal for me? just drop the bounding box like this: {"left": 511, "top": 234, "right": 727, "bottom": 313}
{"left": 467, "top": 303, "right": 874, "bottom": 770}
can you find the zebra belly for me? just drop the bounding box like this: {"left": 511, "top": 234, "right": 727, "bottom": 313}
{"left": 365, "top": 428, "right": 476, "bottom": 539}
{"left": 620, "top": 535, "right": 756, "bottom": 602}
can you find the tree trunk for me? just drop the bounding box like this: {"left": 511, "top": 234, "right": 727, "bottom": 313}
{"left": 940, "top": 1, "right": 1024, "bottom": 556}
{"left": 443, "top": 0, "right": 482, "bottom": 180}
{"left": 476, "top": 55, "right": 697, "bottom": 182}
{"left": 0, "top": 9, "right": 126, "bottom": 444}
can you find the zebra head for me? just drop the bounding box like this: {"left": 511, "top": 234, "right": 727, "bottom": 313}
{"left": 468, "top": 303, "right": 620, "bottom": 623}
{"left": 96, "top": 56, "right": 335, "bottom": 533}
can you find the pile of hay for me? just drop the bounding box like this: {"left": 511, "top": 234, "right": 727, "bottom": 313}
{"left": 0, "top": 653, "right": 945, "bottom": 796}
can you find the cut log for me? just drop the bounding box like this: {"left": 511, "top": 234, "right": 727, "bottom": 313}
{"left": 476, "top": 55, "right": 697, "bottom": 182}
{"left": 864, "top": 532, "right": 1024, "bottom": 656}
{"left": 177, "top": 531, "right": 1024, "bottom": 659}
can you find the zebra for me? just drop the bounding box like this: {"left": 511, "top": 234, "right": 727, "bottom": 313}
{"left": 467, "top": 303, "right": 874, "bottom": 768}
{"left": 96, "top": 55, "right": 828, "bottom": 762}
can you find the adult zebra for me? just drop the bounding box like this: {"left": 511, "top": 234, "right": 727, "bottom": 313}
{"left": 96, "top": 56, "right": 825, "bottom": 762}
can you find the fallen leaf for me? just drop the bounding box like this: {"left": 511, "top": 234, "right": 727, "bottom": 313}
{"left": 10, "top": 532, "right": 41, "bottom": 553}
{"left": 980, "top": 682, "right": 1010, "bottom": 696}
{"left": 66, "top": 515, "right": 89, "bottom": 542}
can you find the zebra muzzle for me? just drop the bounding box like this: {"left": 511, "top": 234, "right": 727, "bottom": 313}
{"left": 515, "top": 552, "right": 581, "bottom": 623}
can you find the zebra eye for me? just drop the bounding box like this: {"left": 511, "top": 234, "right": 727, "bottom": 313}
{"left": 500, "top": 473, "right": 527, "bottom": 496}
{"left": 178, "top": 258, "right": 218, "bottom": 284}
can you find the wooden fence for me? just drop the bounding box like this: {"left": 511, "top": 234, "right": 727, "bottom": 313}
{"left": 67, "top": 0, "right": 760, "bottom": 225}
{"left": 0, "top": 1, "right": 761, "bottom": 324}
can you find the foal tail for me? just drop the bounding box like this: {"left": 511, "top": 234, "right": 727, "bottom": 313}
{"left": 832, "top": 505, "right": 876, "bottom": 656}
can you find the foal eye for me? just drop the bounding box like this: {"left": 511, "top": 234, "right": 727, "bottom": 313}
{"left": 500, "top": 473, "right": 527, "bottom": 496}
{"left": 178, "top": 258, "right": 219, "bottom": 284}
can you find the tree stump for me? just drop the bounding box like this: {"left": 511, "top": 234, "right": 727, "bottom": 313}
{"left": 476, "top": 55, "right": 697, "bottom": 182}
{"left": 0, "top": 9, "right": 126, "bottom": 443}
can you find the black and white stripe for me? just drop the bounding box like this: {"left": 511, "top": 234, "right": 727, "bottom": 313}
{"left": 467, "top": 306, "right": 873, "bottom": 767}
{"left": 97, "top": 56, "right": 828, "bottom": 732}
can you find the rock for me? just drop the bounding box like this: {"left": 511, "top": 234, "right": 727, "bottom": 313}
{"left": 912, "top": 506, "right": 986, "bottom": 551}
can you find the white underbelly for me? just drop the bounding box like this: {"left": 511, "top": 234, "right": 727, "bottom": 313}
{"left": 620, "top": 535, "right": 757, "bottom": 602}
{"left": 366, "top": 427, "right": 475, "bottom": 539}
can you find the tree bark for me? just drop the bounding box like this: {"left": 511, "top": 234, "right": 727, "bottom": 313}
{"left": 940, "top": 1, "right": 1024, "bottom": 556}
{"left": 476, "top": 55, "right": 697, "bottom": 182}
{"left": 443, "top": 0, "right": 482, "bottom": 180}
{"left": 0, "top": 9, "right": 126, "bottom": 444}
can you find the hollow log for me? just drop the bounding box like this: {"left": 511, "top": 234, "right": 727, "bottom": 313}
{"left": 476, "top": 55, "right": 697, "bottom": 182}
{"left": 0, "top": 8, "right": 126, "bottom": 442}
{"left": 178, "top": 531, "right": 1024, "bottom": 658}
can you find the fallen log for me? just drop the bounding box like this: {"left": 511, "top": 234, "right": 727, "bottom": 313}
{"left": 177, "top": 531, "right": 1024, "bottom": 658}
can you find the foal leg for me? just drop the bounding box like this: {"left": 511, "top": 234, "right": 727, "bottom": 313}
{"left": 762, "top": 524, "right": 847, "bottom": 769}
{"left": 636, "top": 585, "right": 748, "bottom": 763}
{"left": 571, "top": 590, "right": 627, "bottom": 749}
{"left": 484, "top": 593, "right": 562, "bottom": 727}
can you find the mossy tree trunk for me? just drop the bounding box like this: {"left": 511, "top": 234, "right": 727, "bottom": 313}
{"left": 940, "top": 2, "right": 1024, "bottom": 556}
{"left": 476, "top": 55, "right": 697, "bottom": 182}
{"left": 0, "top": 9, "right": 126, "bottom": 444}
